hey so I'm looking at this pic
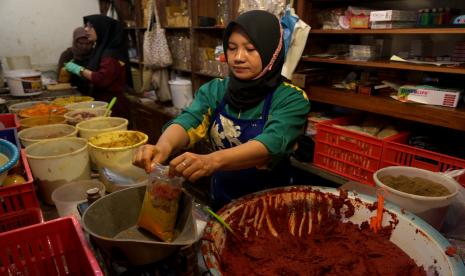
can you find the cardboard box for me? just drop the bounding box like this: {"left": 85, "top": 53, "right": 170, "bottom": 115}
{"left": 398, "top": 85, "right": 463, "bottom": 108}
{"left": 370, "top": 10, "right": 417, "bottom": 22}
{"left": 291, "top": 68, "right": 328, "bottom": 88}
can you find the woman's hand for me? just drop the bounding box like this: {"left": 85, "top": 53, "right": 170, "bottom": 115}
{"left": 64, "top": 61, "right": 83, "bottom": 76}
{"left": 132, "top": 144, "right": 171, "bottom": 173}
{"left": 169, "top": 152, "right": 219, "bottom": 182}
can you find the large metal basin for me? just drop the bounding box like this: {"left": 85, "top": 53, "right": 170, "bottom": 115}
{"left": 201, "top": 186, "right": 465, "bottom": 276}
{"left": 82, "top": 185, "right": 197, "bottom": 265}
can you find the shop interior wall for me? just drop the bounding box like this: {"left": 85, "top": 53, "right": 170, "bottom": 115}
{"left": 0, "top": 0, "right": 99, "bottom": 71}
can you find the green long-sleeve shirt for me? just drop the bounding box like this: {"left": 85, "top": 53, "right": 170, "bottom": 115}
{"left": 169, "top": 78, "right": 310, "bottom": 159}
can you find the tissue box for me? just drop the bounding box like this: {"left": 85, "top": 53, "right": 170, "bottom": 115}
{"left": 398, "top": 85, "right": 463, "bottom": 108}
{"left": 370, "top": 10, "right": 417, "bottom": 22}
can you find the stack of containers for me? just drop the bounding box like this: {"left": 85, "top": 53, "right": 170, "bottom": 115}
{"left": 369, "top": 10, "right": 417, "bottom": 29}
{"left": 0, "top": 113, "right": 42, "bottom": 233}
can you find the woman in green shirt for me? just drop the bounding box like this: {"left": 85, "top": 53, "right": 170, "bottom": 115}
{"left": 133, "top": 10, "right": 310, "bottom": 208}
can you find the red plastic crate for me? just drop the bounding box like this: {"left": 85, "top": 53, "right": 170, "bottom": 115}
{"left": 0, "top": 149, "right": 38, "bottom": 216}
{"left": 0, "top": 208, "right": 43, "bottom": 233}
{"left": 314, "top": 117, "right": 408, "bottom": 185}
{"left": 381, "top": 138, "right": 465, "bottom": 187}
{"left": 0, "top": 216, "right": 103, "bottom": 275}
{"left": 0, "top": 114, "right": 20, "bottom": 130}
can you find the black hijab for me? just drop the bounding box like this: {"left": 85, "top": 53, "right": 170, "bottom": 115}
{"left": 223, "top": 10, "right": 284, "bottom": 110}
{"left": 84, "top": 15, "right": 127, "bottom": 70}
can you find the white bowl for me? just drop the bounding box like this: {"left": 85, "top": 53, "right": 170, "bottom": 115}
{"left": 374, "top": 166, "right": 459, "bottom": 229}
{"left": 76, "top": 117, "right": 128, "bottom": 140}
{"left": 18, "top": 124, "right": 78, "bottom": 147}
{"left": 65, "top": 101, "right": 108, "bottom": 111}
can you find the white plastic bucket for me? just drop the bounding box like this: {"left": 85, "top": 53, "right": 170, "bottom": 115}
{"left": 168, "top": 79, "right": 192, "bottom": 109}
{"left": 25, "top": 137, "right": 91, "bottom": 205}
{"left": 4, "top": 70, "right": 42, "bottom": 96}
{"left": 6, "top": 56, "right": 32, "bottom": 70}
{"left": 51, "top": 179, "right": 105, "bottom": 219}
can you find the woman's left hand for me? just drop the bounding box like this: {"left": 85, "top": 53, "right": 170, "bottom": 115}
{"left": 169, "top": 152, "right": 217, "bottom": 182}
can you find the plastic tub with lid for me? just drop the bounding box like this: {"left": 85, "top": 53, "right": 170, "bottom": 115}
{"left": 4, "top": 70, "right": 42, "bottom": 96}
{"left": 168, "top": 79, "right": 193, "bottom": 109}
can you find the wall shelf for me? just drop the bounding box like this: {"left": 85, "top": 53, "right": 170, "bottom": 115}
{"left": 302, "top": 57, "right": 465, "bottom": 74}
{"left": 307, "top": 86, "right": 465, "bottom": 131}
{"left": 310, "top": 28, "right": 465, "bottom": 35}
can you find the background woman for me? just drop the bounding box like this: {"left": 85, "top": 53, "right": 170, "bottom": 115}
{"left": 133, "top": 10, "right": 310, "bottom": 209}
{"left": 65, "top": 15, "right": 132, "bottom": 118}
{"left": 57, "top": 27, "right": 93, "bottom": 93}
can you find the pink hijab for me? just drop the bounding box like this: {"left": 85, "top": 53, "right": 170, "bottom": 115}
{"left": 71, "top": 27, "right": 92, "bottom": 60}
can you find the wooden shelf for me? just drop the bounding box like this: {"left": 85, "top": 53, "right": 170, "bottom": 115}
{"left": 302, "top": 57, "right": 465, "bottom": 74}
{"left": 193, "top": 26, "right": 225, "bottom": 30}
{"left": 124, "top": 26, "right": 146, "bottom": 30}
{"left": 307, "top": 85, "right": 465, "bottom": 131}
{"left": 170, "top": 67, "right": 191, "bottom": 73}
{"left": 129, "top": 59, "right": 143, "bottom": 65}
{"left": 194, "top": 71, "right": 223, "bottom": 78}
{"left": 165, "top": 26, "right": 190, "bottom": 30}
{"left": 310, "top": 28, "right": 465, "bottom": 35}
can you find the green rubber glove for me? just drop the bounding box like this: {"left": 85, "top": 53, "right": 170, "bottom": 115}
{"left": 65, "top": 61, "right": 83, "bottom": 76}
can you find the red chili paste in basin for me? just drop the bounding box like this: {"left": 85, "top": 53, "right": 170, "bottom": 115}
{"left": 219, "top": 189, "right": 426, "bottom": 276}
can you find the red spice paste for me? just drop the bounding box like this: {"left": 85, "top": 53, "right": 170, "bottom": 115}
{"left": 219, "top": 188, "right": 426, "bottom": 276}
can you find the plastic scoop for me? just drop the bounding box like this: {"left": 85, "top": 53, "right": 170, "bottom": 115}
{"left": 104, "top": 97, "right": 117, "bottom": 117}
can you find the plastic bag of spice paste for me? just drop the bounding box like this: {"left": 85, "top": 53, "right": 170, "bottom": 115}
{"left": 137, "top": 164, "right": 183, "bottom": 242}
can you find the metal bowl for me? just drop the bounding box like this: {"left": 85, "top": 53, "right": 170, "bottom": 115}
{"left": 200, "top": 186, "right": 465, "bottom": 275}
{"left": 81, "top": 185, "right": 197, "bottom": 265}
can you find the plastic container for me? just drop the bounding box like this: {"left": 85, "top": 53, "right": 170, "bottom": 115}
{"left": 313, "top": 117, "right": 409, "bottom": 185}
{"left": 76, "top": 117, "right": 128, "bottom": 140}
{"left": 88, "top": 131, "right": 148, "bottom": 174}
{"left": 6, "top": 56, "right": 32, "bottom": 70}
{"left": 168, "top": 79, "right": 193, "bottom": 109}
{"left": 4, "top": 70, "right": 42, "bottom": 96}
{"left": 0, "top": 208, "right": 43, "bottom": 233}
{"left": 18, "top": 123, "right": 77, "bottom": 147}
{"left": 51, "top": 179, "right": 105, "bottom": 219}
{"left": 373, "top": 166, "right": 459, "bottom": 229}
{"left": 0, "top": 128, "right": 20, "bottom": 149}
{"left": 19, "top": 115, "right": 66, "bottom": 130}
{"left": 65, "top": 101, "right": 108, "bottom": 111}
{"left": 64, "top": 108, "right": 106, "bottom": 126}
{"left": 51, "top": 96, "right": 94, "bottom": 106}
{"left": 25, "top": 137, "right": 91, "bottom": 205}
{"left": 0, "top": 139, "right": 20, "bottom": 185}
{"left": 0, "top": 216, "right": 103, "bottom": 275}
{"left": 0, "top": 113, "right": 20, "bottom": 129}
{"left": 7, "top": 100, "right": 50, "bottom": 114}
{"left": 381, "top": 137, "right": 465, "bottom": 187}
{"left": 0, "top": 149, "right": 37, "bottom": 212}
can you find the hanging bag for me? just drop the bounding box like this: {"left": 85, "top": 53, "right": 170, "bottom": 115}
{"left": 143, "top": 0, "right": 173, "bottom": 68}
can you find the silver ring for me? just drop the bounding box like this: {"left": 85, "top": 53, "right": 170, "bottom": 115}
{"left": 182, "top": 161, "right": 187, "bottom": 167}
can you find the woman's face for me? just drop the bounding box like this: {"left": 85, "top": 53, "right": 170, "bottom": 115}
{"left": 76, "top": 37, "right": 93, "bottom": 51}
{"left": 226, "top": 27, "right": 262, "bottom": 80}
{"left": 84, "top": 23, "right": 97, "bottom": 42}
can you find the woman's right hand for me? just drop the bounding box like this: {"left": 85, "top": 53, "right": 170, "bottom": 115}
{"left": 132, "top": 144, "right": 170, "bottom": 173}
